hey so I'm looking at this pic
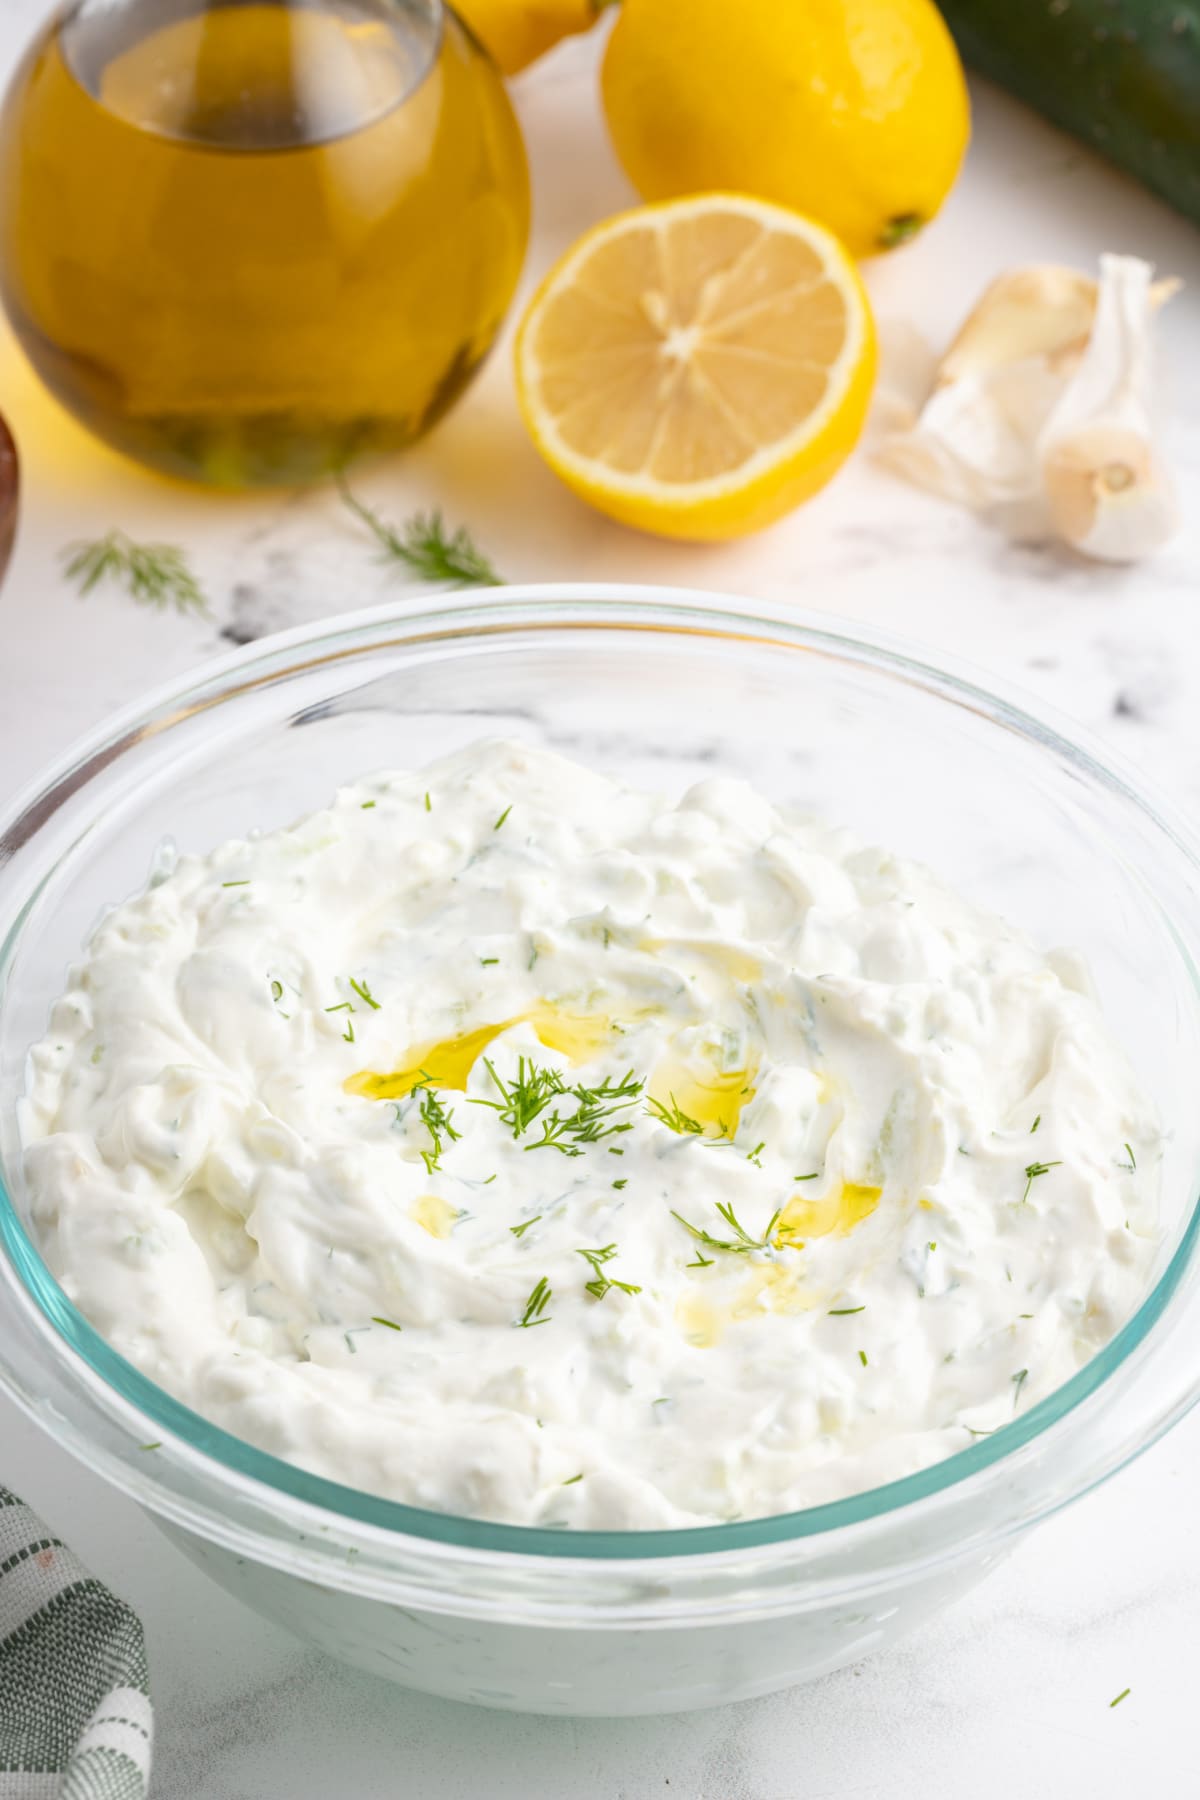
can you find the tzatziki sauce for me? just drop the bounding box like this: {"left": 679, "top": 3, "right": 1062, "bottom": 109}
{"left": 22, "top": 740, "right": 1159, "bottom": 1528}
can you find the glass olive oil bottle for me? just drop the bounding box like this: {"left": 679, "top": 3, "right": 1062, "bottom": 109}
{"left": 0, "top": 0, "right": 530, "bottom": 485}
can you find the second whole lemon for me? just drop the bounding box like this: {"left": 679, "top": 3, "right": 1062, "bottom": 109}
{"left": 601, "top": 0, "right": 970, "bottom": 258}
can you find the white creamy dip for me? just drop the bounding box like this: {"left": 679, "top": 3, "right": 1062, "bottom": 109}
{"left": 22, "top": 740, "right": 1159, "bottom": 1528}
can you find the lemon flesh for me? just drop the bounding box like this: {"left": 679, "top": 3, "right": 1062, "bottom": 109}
{"left": 514, "top": 194, "right": 877, "bottom": 541}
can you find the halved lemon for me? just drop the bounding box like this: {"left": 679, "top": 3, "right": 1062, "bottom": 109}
{"left": 514, "top": 193, "right": 876, "bottom": 541}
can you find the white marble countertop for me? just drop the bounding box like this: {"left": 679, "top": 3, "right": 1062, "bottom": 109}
{"left": 3, "top": 2, "right": 1200, "bottom": 1794}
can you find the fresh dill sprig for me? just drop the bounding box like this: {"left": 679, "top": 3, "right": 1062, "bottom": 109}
{"left": 471, "top": 1056, "right": 566, "bottom": 1138}
{"left": 517, "top": 1275, "right": 553, "bottom": 1328}
{"left": 576, "top": 1243, "right": 641, "bottom": 1301}
{"left": 647, "top": 1093, "right": 704, "bottom": 1136}
{"left": 525, "top": 1070, "right": 644, "bottom": 1157}
{"left": 413, "top": 1077, "right": 461, "bottom": 1176}
{"left": 670, "top": 1202, "right": 780, "bottom": 1257}
{"left": 349, "top": 977, "right": 380, "bottom": 1011}
{"left": 62, "top": 531, "right": 208, "bottom": 615}
{"left": 337, "top": 474, "right": 502, "bottom": 587}
{"left": 510, "top": 1215, "right": 541, "bottom": 1239}
{"left": 1022, "top": 1159, "right": 1061, "bottom": 1202}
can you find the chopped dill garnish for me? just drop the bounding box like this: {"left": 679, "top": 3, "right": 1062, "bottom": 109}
{"left": 1109, "top": 1687, "right": 1131, "bottom": 1709}
{"left": 348, "top": 977, "right": 380, "bottom": 1010}
{"left": 494, "top": 803, "right": 513, "bottom": 831}
{"left": 577, "top": 1242, "right": 641, "bottom": 1301}
{"left": 1011, "top": 1367, "right": 1029, "bottom": 1408}
{"left": 510, "top": 1215, "right": 541, "bottom": 1238}
{"left": 858, "top": 1349, "right": 868, "bottom": 1366}
{"left": 525, "top": 1070, "right": 644, "bottom": 1157}
{"left": 63, "top": 530, "right": 209, "bottom": 615}
{"left": 472, "top": 1056, "right": 566, "bottom": 1139}
{"left": 613, "top": 1178, "right": 628, "bottom": 1190}
{"left": 324, "top": 1001, "right": 355, "bottom": 1043}
{"left": 647, "top": 1093, "right": 704, "bottom": 1136}
{"left": 562, "top": 1473, "right": 584, "bottom": 1486}
{"left": 371, "top": 1316, "right": 402, "bottom": 1331}
{"left": 1030, "top": 1114, "right": 1041, "bottom": 1133}
{"left": 828, "top": 1305, "right": 866, "bottom": 1316}
{"left": 221, "top": 879, "right": 250, "bottom": 888}
{"left": 1022, "top": 1159, "right": 1061, "bottom": 1202}
{"left": 517, "top": 1275, "right": 552, "bottom": 1328}
{"left": 337, "top": 473, "right": 502, "bottom": 587}
{"left": 671, "top": 1202, "right": 780, "bottom": 1256}
{"left": 414, "top": 1078, "right": 461, "bottom": 1175}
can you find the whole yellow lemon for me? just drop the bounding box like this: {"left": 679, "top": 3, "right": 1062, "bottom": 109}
{"left": 601, "top": 0, "right": 970, "bottom": 257}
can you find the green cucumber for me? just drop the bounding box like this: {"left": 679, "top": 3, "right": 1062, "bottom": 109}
{"left": 937, "top": 0, "right": 1200, "bottom": 226}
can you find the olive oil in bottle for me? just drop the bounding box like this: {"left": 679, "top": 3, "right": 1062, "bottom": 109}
{"left": 0, "top": 0, "right": 530, "bottom": 485}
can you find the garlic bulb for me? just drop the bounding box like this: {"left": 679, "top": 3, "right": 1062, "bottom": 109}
{"left": 874, "top": 255, "right": 1181, "bottom": 563}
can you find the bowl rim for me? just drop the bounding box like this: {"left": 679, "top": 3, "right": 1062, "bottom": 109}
{"left": 4, "top": 581, "right": 1200, "bottom": 1572}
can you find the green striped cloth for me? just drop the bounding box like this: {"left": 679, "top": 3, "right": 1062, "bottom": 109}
{"left": 0, "top": 1488, "right": 152, "bottom": 1799}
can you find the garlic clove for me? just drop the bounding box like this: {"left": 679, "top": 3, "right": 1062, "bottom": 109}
{"left": 1042, "top": 425, "right": 1179, "bottom": 564}
{"left": 1036, "top": 255, "right": 1180, "bottom": 564}
{"left": 938, "top": 264, "right": 1099, "bottom": 387}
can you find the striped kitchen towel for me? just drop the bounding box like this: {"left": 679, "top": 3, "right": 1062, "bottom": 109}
{"left": 0, "top": 1487, "right": 152, "bottom": 1799}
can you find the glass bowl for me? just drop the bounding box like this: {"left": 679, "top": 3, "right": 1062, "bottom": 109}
{"left": 3, "top": 586, "right": 1200, "bottom": 1716}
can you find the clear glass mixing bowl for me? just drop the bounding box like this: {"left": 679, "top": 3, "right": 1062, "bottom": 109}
{"left": 3, "top": 587, "right": 1200, "bottom": 1716}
